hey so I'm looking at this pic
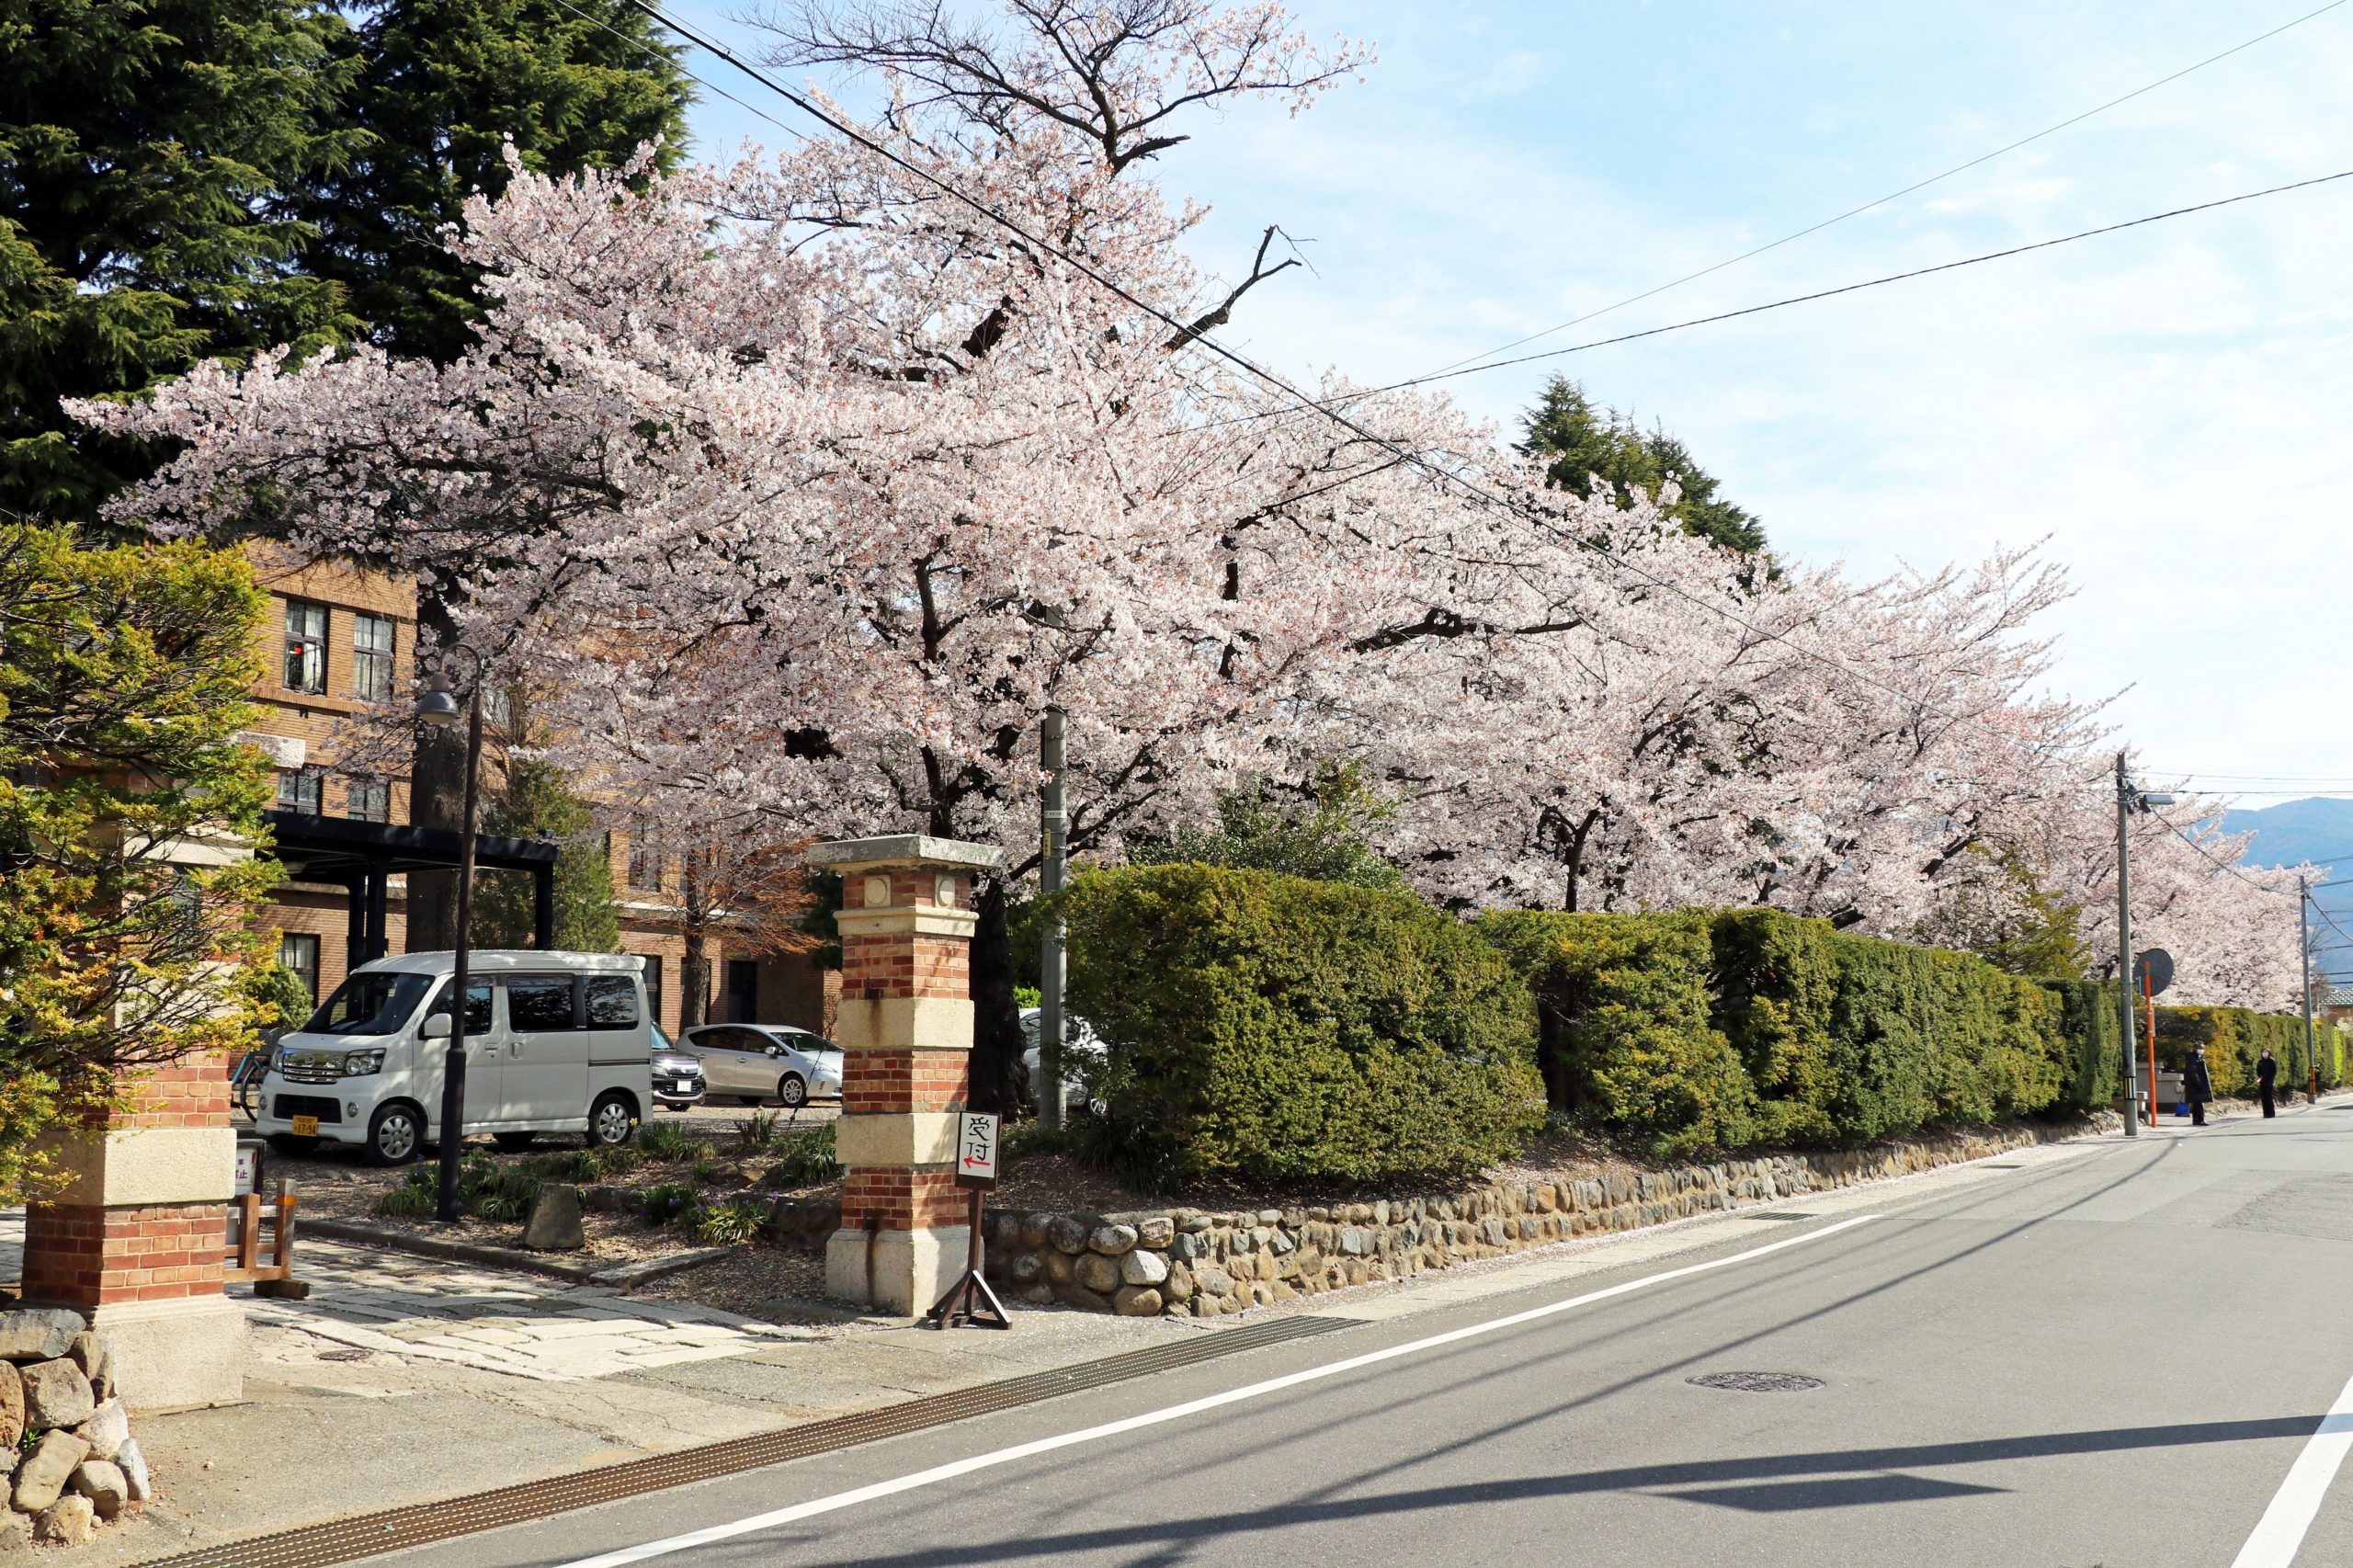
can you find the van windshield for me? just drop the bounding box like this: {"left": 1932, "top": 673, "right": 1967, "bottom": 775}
{"left": 301, "top": 971, "right": 435, "bottom": 1036}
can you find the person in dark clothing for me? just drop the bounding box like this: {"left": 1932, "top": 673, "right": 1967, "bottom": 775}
{"left": 2257, "top": 1046, "right": 2279, "bottom": 1118}
{"left": 2184, "top": 1046, "right": 2214, "bottom": 1127}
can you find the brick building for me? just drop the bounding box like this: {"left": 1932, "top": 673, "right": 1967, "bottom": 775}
{"left": 239, "top": 543, "right": 834, "bottom": 1034}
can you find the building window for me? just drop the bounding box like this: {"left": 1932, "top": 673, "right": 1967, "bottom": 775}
{"left": 278, "top": 933, "right": 321, "bottom": 1005}
{"left": 346, "top": 776, "right": 390, "bottom": 823}
{"left": 276, "top": 767, "right": 322, "bottom": 815}
{"left": 352, "top": 612, "right": 395, "bottom": 702}
{"left": 627, "top": 820, "right": 659, "bottom": 890}
{"left": 283, "top": 600, "right": 327, "bottom": 694}
{"left": 642, "top": 955, "right": 664, "bottom": 1028}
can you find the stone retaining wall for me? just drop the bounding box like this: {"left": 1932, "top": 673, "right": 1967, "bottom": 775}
{"left": 973, "top": 1118, "right": 2111, "bottom": 1319}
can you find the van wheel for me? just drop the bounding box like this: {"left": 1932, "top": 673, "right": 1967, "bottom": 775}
{"left": 776, "top": 1074, "right": 808, "bottom": 1108}
{"left": 587, "top": 1092, "right": 637, "bottom": 1149}
{"left": 268, "top": 1132, "right": 321, "bottom": 1156}
{"left": 493, "top": 1131, "right": 539, "bottom": 1152}
{"left": 365, "top": 1104, "right": 425, "bottom": 1166}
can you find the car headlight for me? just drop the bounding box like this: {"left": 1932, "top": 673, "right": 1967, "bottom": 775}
{"left": 341, "top": 1049, "right": 386, "bottom": 1077}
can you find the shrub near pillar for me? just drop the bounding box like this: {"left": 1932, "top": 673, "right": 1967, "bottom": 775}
{"left": 810, "top": 835, "right": 1001, "bottom": 1314}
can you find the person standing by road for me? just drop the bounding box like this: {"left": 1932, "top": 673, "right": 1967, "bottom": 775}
{"left": 2257, "top": 1046, "right": 2279, "bottom": 1119}
{"left": 2185, "top": 1045, "right": 2214, "bottom": 1127}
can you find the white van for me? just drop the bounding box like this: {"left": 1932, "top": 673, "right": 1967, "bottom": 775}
{"left": 254, "top": 951, "right": 654, "bottom": 1165}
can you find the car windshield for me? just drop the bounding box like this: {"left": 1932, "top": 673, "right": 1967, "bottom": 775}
{"left": 301, "top": 971, "right": 435, "bottom": 1036}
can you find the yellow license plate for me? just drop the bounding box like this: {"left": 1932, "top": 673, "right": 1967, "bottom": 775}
{"left": 290, "top": 1115, "right": 319, "bottom": 1136}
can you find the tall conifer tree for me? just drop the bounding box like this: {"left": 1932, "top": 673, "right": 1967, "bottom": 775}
{"left": 0, "top": 0, "right": 356, "bottom": 520}
{"left": 303, "top": 0, "right": 693, "bottom": 364}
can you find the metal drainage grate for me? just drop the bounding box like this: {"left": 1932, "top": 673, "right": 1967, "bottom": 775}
{"left": 133, "top": 1312, "right": 1366, "bottom": 1568}
{"left": 1689, "top": 1370, "right": 1824, "bottom": 1393}
{"left": 1745, "top": 1211, "right": 1813, "bottom": 1221}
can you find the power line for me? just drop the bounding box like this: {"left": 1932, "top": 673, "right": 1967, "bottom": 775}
{"left": 1416, "top": 0, "right": 2353, "bottom": 382}
{"left": 1293, "top": 168, "right": 2353, "bottom": 405}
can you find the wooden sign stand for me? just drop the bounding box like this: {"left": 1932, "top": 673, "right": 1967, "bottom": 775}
{"left": 927, "top": 1112, "right": 1010, "bottom": 1330}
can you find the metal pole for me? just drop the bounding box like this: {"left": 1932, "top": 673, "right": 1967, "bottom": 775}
{"left": 2116, "top": 752, "right": 2139, "bottom": 1136}
{"left": 2302, "top": 875, "right": 2318, "bottom": 1103}
{"left": 437, "top": 687, "right": 483, "bottom": 1221}
{"left": 1039, "top": 709, "right": 1068, "bottom": 1131}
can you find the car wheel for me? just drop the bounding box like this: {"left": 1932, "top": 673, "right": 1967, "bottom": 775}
{"left": 492, "top": 1131, "right": 539, "bottom": 1152}
{"left": 365, "top": 1103, "right": 425, "bottom": 1166}
{"left": 777, "top": 1073, "right": 808, "bottom": 1108}
{"left": 587, "top": 1092, "right": 637, "bottom": 1149}
{"left": 267, "top": 1132, "right": 322, "bottom": 1156}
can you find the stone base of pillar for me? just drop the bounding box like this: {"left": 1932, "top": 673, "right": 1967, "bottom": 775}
{"left": 88, "top": 1294, "right": 248, "bottom": 1412}
{"left": 824, "top": 1225, "right": 974, "bottom": 1316}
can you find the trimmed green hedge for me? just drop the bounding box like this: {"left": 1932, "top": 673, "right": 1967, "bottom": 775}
{"left": 2152, "top": 1006, "right": 2343, "bottom": 1097}
{"left": 1060, "top": 865, "right": 1544, "bottom": 1187}
{"left": 1482, "top": 908, "right": 2073, "bottom": 1156}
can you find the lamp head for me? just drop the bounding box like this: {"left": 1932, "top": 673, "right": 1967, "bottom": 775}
{"left": 416, "top": 673, "right": 463, "bottom": 730}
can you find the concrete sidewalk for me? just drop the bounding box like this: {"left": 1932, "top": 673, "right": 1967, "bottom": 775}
{"left": 67, "top": 1116, "right": 2165, "bottom": 1566}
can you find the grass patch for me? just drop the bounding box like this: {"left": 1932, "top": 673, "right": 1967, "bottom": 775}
{"left": 689, "top": 1197, "right": 767, "bottom": 1245}
{"left": 641, "top": 1119, "right": 715, "bottom": 1164}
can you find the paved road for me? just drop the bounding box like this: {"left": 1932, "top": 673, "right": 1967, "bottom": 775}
{"left": 380, "top": 1104, "right": 2353, "bottom": 1568}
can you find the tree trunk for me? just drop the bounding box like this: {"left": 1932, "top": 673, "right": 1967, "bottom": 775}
{"left": 681, "top": 858, "right": 710, "bottom": 1028}
{"left": 405, "top": 588, "right": 466, "bottom": 950}
{"left": 968, "top": 876, "right": 1033, "bottom": 1118}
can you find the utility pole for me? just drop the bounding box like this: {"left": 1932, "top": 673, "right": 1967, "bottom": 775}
{"left": 2115, "top": 752, "right": 2139, "bottom": 1137}
{"left": 2302, "top": 875, "right": 2318, "bottom": 1103}
{"left": 1039, "top": 709, "right": 1068, "bottom": 1131}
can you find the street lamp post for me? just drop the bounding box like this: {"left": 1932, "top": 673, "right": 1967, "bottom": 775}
{"left": 2112, "top": 755, "right": 2179, "bottom": 1137}
{"left": 416, "top": 662, "right": 485, "bottom": 1222}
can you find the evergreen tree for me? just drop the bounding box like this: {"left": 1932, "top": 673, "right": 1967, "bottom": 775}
{"left": 473, "top": 750, "right": 622, "bottom": 953}
{"left": 1130, "top": 767, "right": 1405, "bottom": 892}
{"left": 1518, "top": 376, "right": 1766, "bottom": 554}
{"left": 0, "top": 0, "right": 358, "bottom": 520}
{"left": 304, "top": 0, "right": 694, "bottom": 364}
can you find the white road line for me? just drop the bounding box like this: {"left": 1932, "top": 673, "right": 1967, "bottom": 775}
{"left": 555, "top": 1213, "right": 1881, "bottom": 1568}
{"left": 2232, "top": 1368, "right": 2353, "bottom": 1567}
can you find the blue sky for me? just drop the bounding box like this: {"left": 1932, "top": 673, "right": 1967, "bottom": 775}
{"left": 661, "top": 0, "right": 2353, "bottom": 800}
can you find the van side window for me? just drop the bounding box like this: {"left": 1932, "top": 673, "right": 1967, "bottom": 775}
{"left": 585, "top": 975, "right": 639, "bottom": 1028}
{"left": 507, "top": 975, "right": 580, "bottom": 1032}
{"left": 430, "top": 982, "right": 494, "bottom": 1033}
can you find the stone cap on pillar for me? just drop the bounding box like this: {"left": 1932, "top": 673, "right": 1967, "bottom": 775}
{"left": 808, "top": 835, "right": 1005, "bottom": 875}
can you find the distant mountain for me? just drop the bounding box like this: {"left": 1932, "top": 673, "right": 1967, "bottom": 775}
{"left": 2222, "top": 797, "right": 2353, "bottom": 871}
{"left": 2226, "top": 797, "right": 2353, "bottom": 983}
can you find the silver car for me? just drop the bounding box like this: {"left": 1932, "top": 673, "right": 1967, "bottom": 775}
{"left": 679, "top": 1024, "right": 844, "bottom": 1108}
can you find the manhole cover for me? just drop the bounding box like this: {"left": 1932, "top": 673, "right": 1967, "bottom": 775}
{"left": 1688, "top": 1370, "right": 1823, "bottom": 1393}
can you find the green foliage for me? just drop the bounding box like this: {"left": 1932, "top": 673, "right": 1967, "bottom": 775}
{"left": 0, "top": 0, "right": 361, "bottom": 518}
{"left": 0, "top": 523, "right": 280, "bottom": 1201}
{"left": 734, "top": 1109, "right": 780, "bottom": 1150}
{"left": 1061, "top": 865, "right": 1545, "bottom": 1188}
{"left": 1013, "top": 984, "right": 1041, "bottom": 1009}
{"left": 474, "top": 753, "right": 620, "bottom": 952}
{"left": 244, "top": 961, "right": 317, "bottom": 1035}
{"left": 1518, "top": 376, "right": 1766, "bottom": 555}
{"left": 376, "top": 1168, "right": 435, "bottom": 1218}
{"left": 2036, "top": 980, "right": 2124, "bottom": 1112}
{"left": 1127, "top": 766, "right": 1406, "bottom": 892}
{"left": 537, "top": 1143, "right": 638, "bottom": 1182}
{"left": 763, "top": 1121, "right": 838, "bottom": 1189}
{"left": 638, "top": 1119, "right": 712, "bottom": 1164}
{"left": 688, "top": 1196, "right": 765, "bottom": 1245}
{"left": 374, "top": 1153, "right": 541, "bottom": 1220}
{"left": 1484, "top": 907, "right": 2075, "bottom": 1156}
{"left": 303, "top": 0, "right": 692, "bottom": 363}
{"left": 641, "top": 1182, "right": 695, "bottom": 1226}
{"left": 2153, "top": 1006, "right": 2345, "bottom": 1098}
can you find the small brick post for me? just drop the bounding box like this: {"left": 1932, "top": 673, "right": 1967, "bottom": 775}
{"left": 23, "top": 1051, "right": 246, "bottom": 1409}
{"left": 809, "top": 834, "right": 1002, "bottom": 1314}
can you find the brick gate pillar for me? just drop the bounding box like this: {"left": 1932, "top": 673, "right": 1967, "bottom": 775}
{"left": 23, "top": 1052, "right": 246, "bottom": 1409}
{"left": 810, "top": 835, "right": 1002, "bottom": 1314}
